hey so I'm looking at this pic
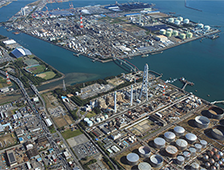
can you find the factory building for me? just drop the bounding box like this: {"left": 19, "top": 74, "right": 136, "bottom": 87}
{"left": 6, "top": 150, "right": 17, "bottom": 167}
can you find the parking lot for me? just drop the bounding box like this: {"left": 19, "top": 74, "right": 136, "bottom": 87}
{"left": 73, "top": 141, "right": 99, "bottom": 160}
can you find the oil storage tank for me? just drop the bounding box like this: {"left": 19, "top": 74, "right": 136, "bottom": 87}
{"left": 138, "top": 146, "right": 151, "bottom": 158}
{"left": 208, "top": 107, "right": 224, "bottom": 119}
{"left": 168, "top": 18, "right": 174, "bottom": 23}
{"left": 194, "top": 116, "right": 210, "bottom": 128}
{"left": 173, "top": 30, "right": 179, "bottom": 36}
{"left": 204, "top": 25, "right": 210, "bottom": 31}
{"left": 154, "top": 137, "right": 166, "bottom": 148}
{"left": 127, "top": 153, "right": 139, "bottom": 165}
{"left": 138, "top": 162, "right": 152, "bottom": 170}
{"left": 178, "top": 16, "right": 183, "bottom": 21}
{"left": 164, "top": 131, "right": 176, "bottom": 142}
{"left": 200, "top": 140, "right": 207, "bottom": 148}
{"left": 179, "top": 33, "right": 186, "bottom": 40}
{"left": 176, "top": 139, "right": 188, "bottom": 150}
{"left": 165, "top": 145, "right": 178, "bottom": 157}
{"left": 150, "top": 154, "right": 163, "bottom": 168}
{"left": 187, "top": 32, "right": 193, "bottom": 38}
{"left": 160, "top": 29, "right": 166, "bottom": 35}
{"left": 176, "top": 155, "right": 185, "bottom": 165}
{"left": 211, "top": 125, "right": 224, "bottom": 140}
{"left": 191, "top": 162, "right": 200, "bottom": 170}
{"left": 197, "top": 23, "right": 204, "bottom": 29}
{"left": 174, "top": 126, "right": 185, "bottom": 136}
{"left": 185, "top": 133, "right": 197, "bottom": 143}
{"left": 183, "top": 19, "right": 190, "bottom": 24}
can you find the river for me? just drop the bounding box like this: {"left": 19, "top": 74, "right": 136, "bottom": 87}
{"left": 0, "top": 0, "right": 224, "bottom": 106}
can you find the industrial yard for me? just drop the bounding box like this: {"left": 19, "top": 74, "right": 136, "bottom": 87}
{"left": 2, "top": 1, "right": 220, "bottom": 62}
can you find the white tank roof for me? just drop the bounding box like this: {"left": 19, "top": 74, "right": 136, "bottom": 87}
{"left": 127, "top": 153, "right": 139, "bottom": 163}
{"left": 176, "top": 139, "right": 188, "bottom": 147}
{"left": 191, "top": 162, "right": 200, "bottom": 168}
{"left": 150, "top": 154, "right": 163, "bottom": 165}
{"left": 195, "top": 144, "right": 202, "bottom": 150}
{"left": 174, "top": 126, "right": 185, "bottom": 134}
{"left": 139, "top": 146, "right": 151, "bottom": 155}
{"left": 154, "top": 137, "right": 166, "bottom": 146}
{"left": 164, "top": 131, "right": 176, "bottom": 140}
{"left": 165, "top": 145, "right": 178, "bottom": 154}
{"left": 185, "top": 133, "right": 197, "bottom": 141}
{"left": 200, "top": 140, "right": 207, "bottom": 146}
{"left": 177, "top": 155, "right": 185, "bottom": 162}
{"left": 138, "top": 162, "right": 152, "bottom": 170}
{"left": 183, "top": 151, "right": 191, "bottom": 157}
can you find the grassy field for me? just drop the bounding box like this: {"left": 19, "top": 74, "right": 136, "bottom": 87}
{"left": 62, "top": 129, "right": 83, "bottom": 140}
{"left": 36, "top": 71, "right": 56, "bottom": 80}
{"left": 85, "top": 111, "right": 96, "bottom": 118}
{"left": 28, "top": 65, "right": 46, "bottom": 74}
{"left": 0, "top": 76, "right": 7, "bottom": 88}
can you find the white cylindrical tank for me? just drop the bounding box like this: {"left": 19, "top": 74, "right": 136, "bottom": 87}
{"left": 138, "top": 146, "right": 151, "bottom": 158}
{"left": 167, "top": 28, "right": 173, "bottom": 33}
{"left": 184, "top": 19, "right": 190, "bottom": 24}
{"left": 160, "top": 29, "right": 166, "bottom": 35}
{"left": 87, "top": 120, "right": 93, "bottom": 127}
{"left": 176, "top": 139, "right": 188, "bottom": 150}
{"left": 189, "top": 147, "right": 197, "bottom": 156}
{"left": 178, "top": 16, "right": 183, "bottom": 21}
{"left": 200, "top": 140, "right": 207, "bottom": 148}
{"left": 154, "top": 137, "right": 166, "bottom": 148}
{"left": 84, "top": 118, "right": 89, "bottom": 122}
{"left": 104, "top": 114, "right": 109, "bottom": 119}
{"left": 165, "top": 145, "right": 178, "bottom": 157}
{"left": 127, "top": 153, "right": 139, "bottom": 165}
{"left": 195, "top": 143, "right": 202, "bottom": 152}
{"left": 197, "top": 23, "right": 204, "bottom": 29}
{"left": 179, "top": 33, "right": 186, "bottom": 40}
{"left": 195, "top": 116, "right": 210, "bottom": 128}
{"left": 173, "top": 30, "right": 179, "bottom": 36}
{"left": 183, "top": 151, "right": 191, "bottom": 160}
{"left": 175, "top": 20, "right": 181, "bottom": 25}
{"left": 174, "top": 126, "right": 185, "bottom": 136}
{"left": 204, "top": 25, "right": 210, "bottom": 31}
{"left": 138, "top": 162, "right": 152, "bottom": 170}
{"left": 187, "top": 32, "right": 193, "bottom": 38}
{"left": 150, "top": 154, "right": 163, "bottom": 168}
{"left": 191, "top": 162, "right": 200, "bottom": 170}
{"left": 168, "top": 18, "right": 174, "bottom": 23}
{"left": 164, "top": 131, "right": 176, "bottom": 142}
{"left": 185, "top": 133, "right": 197, "bottom": 143}
{"left": 166, "top": 31, "right": 172, "bottom": 37}
{"left": 177, "top": 155, "right": 185, "bottom": 165}
{"left": 96, "top": 117, "right": 101, "bottom": 123}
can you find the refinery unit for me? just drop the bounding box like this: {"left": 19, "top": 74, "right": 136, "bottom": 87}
{"left": 77, "top": 64, "right": 224, "bottom": 170}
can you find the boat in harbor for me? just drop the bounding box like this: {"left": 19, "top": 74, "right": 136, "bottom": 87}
{"left": 141, "top": 54, "right": 149, "bottom": 58}
{"left": 151, "top": 51, "right": 163, "bottom": 55}
{"left": 13, "top": 31, "right": 20, "bottom": 35}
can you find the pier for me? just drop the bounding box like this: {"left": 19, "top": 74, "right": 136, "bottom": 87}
{"left": 180, "top": 77, "right": 194, "bottom": 90}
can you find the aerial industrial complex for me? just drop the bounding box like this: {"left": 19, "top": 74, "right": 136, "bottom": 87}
{"left": 0, "top": 0, "right": 223, "bottom": 170}
{"left": 2, "top": 0, "right": 220, "bottom": 62}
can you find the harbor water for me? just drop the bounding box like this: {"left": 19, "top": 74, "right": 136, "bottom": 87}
{"left": 0, "top": 0, "right": 224, "bottom": 105}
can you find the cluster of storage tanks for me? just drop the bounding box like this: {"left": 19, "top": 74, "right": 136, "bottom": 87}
{"left": 84, "top": 114, "right": 109, "bottom": 127}
{"left": 167, "top": 16, "right": 190, "bottom": 25}
{"left": 125, "top": 125, "right": 211, "bottom": 169}
{"left": 160, "top": 28, "right": 193, "bottom": 39}
{"left": 202, "top": 148, "right": 224, "bottom": 169}
{"left": 197, "top": 23, "right": 211, "bottom": 31}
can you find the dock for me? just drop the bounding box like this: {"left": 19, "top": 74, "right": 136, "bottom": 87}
{"left": 180, "top": 77, "right": 194, "bottom": 90}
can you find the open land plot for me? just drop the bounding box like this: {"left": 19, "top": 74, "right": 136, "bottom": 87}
{"left": 62, "top": 129, "right": 83, "bottom": 140}
{"left": 27, "top": 65, "right": 46, "bottom": 74}
{"left": 0, "top": 92, "right": 23, "bottom": 105}
{"left": 67, "top": 134, "right": 88, "bottom": 148}
{"left": 129, "top": 119, "right": 154, "bottom": 135}
{"left": 53, "top": 116, "right": 68, "bottom": 128}
{"left": 36, "top": 71, "right": 56, "bottom": 80}
{"left": 0, "top": 133, "right": 17, "bottom": 149}
{"left": 121, "top": 23, "right": 145, "bottom": 32}
{"left": 106, "top": 77, "right": 124, "bottom": 86}
{"left": 42, "top": 92, "right": 57, "bottom": 109}
{"left": 64, "top": 115, "right": 74, "bottom": 124}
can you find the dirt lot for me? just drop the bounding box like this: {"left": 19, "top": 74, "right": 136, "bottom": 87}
{"left": 53, "top": 116, "right": 68, "bottom": 128}
{"left": 64, "top": 115, "right": 74, "bottom": 124}
{"left": 106, "top": 77, "right": 124, "bottom": 86}
{"left": 121, "top": 24, "right": 145, "bottom": 33}
{"left": 0, "top": 133, "right": 17, "bottom": 149}
{"left": 42, "top": 92, "right": 58, "bottom": 109}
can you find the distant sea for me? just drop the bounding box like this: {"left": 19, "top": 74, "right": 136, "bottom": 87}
{"left": 0, "top": 0, "right": 224, "bottom": 107}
